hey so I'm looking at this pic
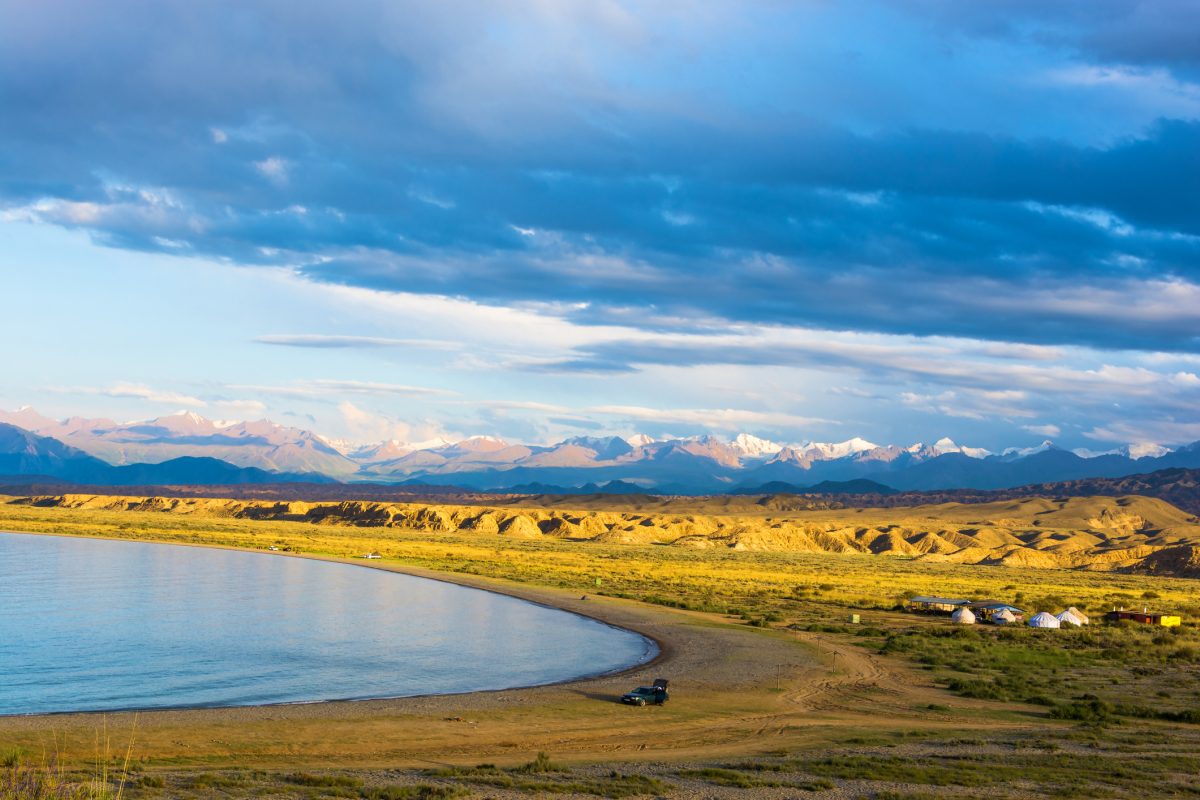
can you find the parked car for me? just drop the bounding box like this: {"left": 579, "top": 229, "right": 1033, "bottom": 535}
{"left": 621, "top": 678, "right": 669, "bottom": 706}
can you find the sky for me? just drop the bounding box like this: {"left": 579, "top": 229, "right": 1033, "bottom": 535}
{"left": 1, "top": 0, "right": 1199, "bottom": 450}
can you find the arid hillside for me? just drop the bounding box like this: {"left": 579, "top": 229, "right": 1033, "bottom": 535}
{"left": 13, "top": 492, "right": 1200, "bottom": 578}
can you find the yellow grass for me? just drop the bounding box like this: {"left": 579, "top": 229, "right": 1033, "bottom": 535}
{"left": 1, "top": 496, "right": 1197, "bottom": 618}
{"left": 3, "top": 494, "right": 1200, "bottom": 799}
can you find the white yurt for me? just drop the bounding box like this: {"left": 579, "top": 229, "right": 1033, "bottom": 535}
{"left": 951, "top": 607, "right": 976, "bottom": 625}
{"left": 992, "top": 608, "right": 1017, "bottom": 625}
{"left": 1056, "top": 609, "right": 1084, "bottom": 627}
{"left": 1028, "top": 611, "right": 1061, "bottom": 629}
{"left": 1062, "top": 606, "right": 1089, "bottom": 625}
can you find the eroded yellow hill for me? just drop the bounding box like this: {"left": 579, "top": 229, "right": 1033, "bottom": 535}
{"left": 13, "top": 493, "right": 1200, "bottom": 577}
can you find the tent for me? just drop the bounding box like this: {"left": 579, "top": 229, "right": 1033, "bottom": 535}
{"left": 1028, "top": 611, "right": 1061, "bottom": 629}
{"left": 951, "top": 607, "right": 976, "bottom": 625}
{"left": 991, "top": 608, "right": 1016, "bottom": 625}
{"left": 1056, "top": 609, "right": 1084, "bottom": 627}
{"left": 1062, "top": 606, "right": 1089, "bottom": 625}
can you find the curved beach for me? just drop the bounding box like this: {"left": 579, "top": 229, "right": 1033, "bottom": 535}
{"left": 0, "top": 541, "right": 826, "bottom": 767}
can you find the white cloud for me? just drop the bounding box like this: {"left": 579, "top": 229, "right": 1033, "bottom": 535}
{"left": 230, "top": 379, "right": 456, "bottom": 398}
{"left": 253, "top": 156, "right": 289, "bottom": 183}
{"left": 255, "top": 333, "right": 459, "bottom": 350}
{"left": 335, "top": 401, "right": 456, "bottom": 444}
{"left": 1086, "top": 420, "right": 1200, "bottom": 446}
{"left": 585, "top": 405, "right": 832, "bottom": 430}
{"left": 48, "top": 382, "right": 207, "bottom": 408}
{"left": 213, "top": 398, "right": 267, "bottom": 415}
{"left": 1023, "top": 423, "right": 1061, "bottom": 437}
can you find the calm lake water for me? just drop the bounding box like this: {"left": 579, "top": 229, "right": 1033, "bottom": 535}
{"left": 0, "top": 533, "right": 655, "bottom": 715}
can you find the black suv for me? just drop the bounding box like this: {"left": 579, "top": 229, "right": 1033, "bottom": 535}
{"left": 621, "top": 678, "right": 669, "bottom": 706}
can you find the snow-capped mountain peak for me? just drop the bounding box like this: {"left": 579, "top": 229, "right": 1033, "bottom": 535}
{"left": 148, "top": 410, "right": 219, "bottom": 433}
{"left": 730, "top": 433, "right": 783, "bottom": 458}
{"left": 1123, "top": 442, "right": 1171, "bottom": 460}
{"left": 625, "top": 433, "right": 656, "bottom": 448}
{"left": 1003, "top": 440, "right": 1058, "bottom": 458}
{"left": 410, "top": 436, "right": 455, "bottom": 451}
{"left": 801, "top": 437, "right": 878, "bottom": 460}
{"left": 931, "top": 437, "right": 991, "bottom": 459}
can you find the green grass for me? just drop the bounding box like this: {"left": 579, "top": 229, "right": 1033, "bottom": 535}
{"left": 871, "top": 621, "right": 1200, "bottom": 719}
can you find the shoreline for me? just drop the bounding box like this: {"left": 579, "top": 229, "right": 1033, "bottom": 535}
{"left": 0, "top": 527, "right": 669, "bottom": 721}
{"left": 0, "top": 532, "right": 729, "bottom": 738}
{"left": 0, "top": 522, "right": 1033, "bottom": 771}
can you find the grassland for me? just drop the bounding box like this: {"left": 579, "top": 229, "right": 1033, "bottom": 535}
{"left": 2, "top": 494, "right": 1200, "bottom": 799}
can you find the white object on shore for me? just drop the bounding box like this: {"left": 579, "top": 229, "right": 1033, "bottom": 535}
{"left": 1061, "top": 606, "right": 1089, "bottom": 625}
{"left": 1056, "top": 609, "right": 1084, "bottom": 627}
{"left": 1028, "top": 611, "right": 1061, "bottom": 629}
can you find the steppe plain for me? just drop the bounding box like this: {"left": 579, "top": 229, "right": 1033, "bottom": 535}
{"left": 2, "top": 491, "right": 1200, "bottom": 799}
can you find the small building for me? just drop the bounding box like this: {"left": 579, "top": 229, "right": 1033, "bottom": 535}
{"left": 968, "top": 600, "right": 1025, "bottom": 623}
{"left": 1104, "top": 610, "right": 1181, "bottom": 627}
{"left": 951, "top": 607, "right": 976, "bottom": 625}
{"left": 1061, "top": 606, "right": 1089, "bottom": 625}
{"left": 1028, "top": 611, "right": 1061, "bottom": 629}
{"left": 908, "top": 596, "right": 973, "bottom": 615}
{"left": 1056, "top": 609, "right": 1085, "bottom": 627}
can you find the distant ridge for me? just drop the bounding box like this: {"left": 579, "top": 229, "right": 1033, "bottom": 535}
{"left": 731, "top": 479, "right": 897, "bottom": 496}
{"left": 4, "top": 407, "right": 1200, "bottom": 494}
{"left": 503, "top": 479, "right": 646, "bottom": 495}
{"left": 835, "top": 467, "right": 1200, "bottom": 516}
{"left": 0, "top": 423, "right": 332, "bottom": 486}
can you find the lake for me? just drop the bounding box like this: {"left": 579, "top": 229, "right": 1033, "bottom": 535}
{"left": 0, "top": 532, "right": 655, "bottom": 715}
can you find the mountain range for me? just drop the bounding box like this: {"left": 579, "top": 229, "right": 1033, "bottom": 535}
{"left": 2, "top": 407, "right": 1200, "bottom": 493}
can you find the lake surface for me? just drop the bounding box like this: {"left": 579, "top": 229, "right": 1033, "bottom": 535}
{"left": 0, "top": 533, "right": 655, "bottom": 715}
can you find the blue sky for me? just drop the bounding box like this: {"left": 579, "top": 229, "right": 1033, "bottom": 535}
{"left": 1, "top": 0, "right": 1198, "bottom": 449}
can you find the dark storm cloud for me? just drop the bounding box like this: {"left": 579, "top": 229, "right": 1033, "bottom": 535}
{"left": 907, "top": 0, "right": 1200, "bottom": 75}
{"left": 2, "top": 1, "right": 1198, "bottom": 352}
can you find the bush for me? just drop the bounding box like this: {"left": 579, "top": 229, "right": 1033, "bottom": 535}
{"left": 1049, "top": 698, "right": 1115, "bottom": 724}
{"left": 513, "top": 752, "right": 562, "bottom": 774}
{"left": 281, "top": 772, "right": 364, "bottom": 788}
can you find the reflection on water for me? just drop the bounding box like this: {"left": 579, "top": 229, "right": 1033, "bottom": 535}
{"left": 0, "top": 533, "right": 655, "bottom": 715}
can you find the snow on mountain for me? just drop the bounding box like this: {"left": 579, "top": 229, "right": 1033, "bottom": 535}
{"left": 800, "top": 437, "right": 878, "bottom": 461}
{"left": 4, "top": 405, "right": 1198, "bottom": 492}
{"left": 1071, "top": 443, "right": 1172, "bottom": 460}
{"left": 1123, "top": 443, "right": 1172, "bottom": 460}
{"left": 410, "top": 436, "right": 455, "bottom": 451}
{"left": 346, "top": 439, "right": 413, "bottom": 462}
{"left": 1003, "top": 440, "right": 1059, "bottom": 458}
{"left": 1072, "top": 447, "right": 1115, "bottom": 459}
{"left": 730, "top": 433, "right": 783, "bottom": 459}
{"left": 445, "top": 435, "right": 509, "bottom": 453}
{"left": 140, "top": 410, "right": 221, "bottom": 435}
{"left": 930, "top": 437, "right": 992, "bottom": 459}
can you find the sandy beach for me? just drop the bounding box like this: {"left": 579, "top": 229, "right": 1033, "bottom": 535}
{"left": 0, "top": 550, "right": 839, "bottom": 768}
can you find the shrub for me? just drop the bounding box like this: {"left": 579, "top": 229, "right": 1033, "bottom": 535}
{"left": 1049, "top": 698, "right": 1115, "bottom": 724}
